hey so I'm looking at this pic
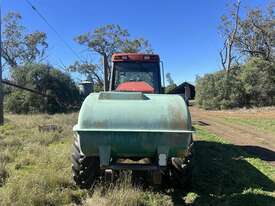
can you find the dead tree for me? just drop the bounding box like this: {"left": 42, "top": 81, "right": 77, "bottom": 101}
{"left": 219, "top": 0, "right": 241, "bottom": 73}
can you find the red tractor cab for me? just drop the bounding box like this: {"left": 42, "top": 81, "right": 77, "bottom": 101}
{"left": 110, "top": 53, "right": 163, "bottom": 94}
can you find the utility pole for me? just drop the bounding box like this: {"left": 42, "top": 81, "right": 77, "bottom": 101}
{"left": 0, "top": 0, "right": 4, "bottom": 125}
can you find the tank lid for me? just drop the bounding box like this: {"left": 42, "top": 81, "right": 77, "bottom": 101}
{"left": 98, "top": 92, "right": 149, "bottom": 100}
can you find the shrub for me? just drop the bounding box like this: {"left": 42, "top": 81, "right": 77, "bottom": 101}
{"left": 196, "top": 57, "right": 275, "bottom": 110}
{"left": 196, "top": 69, "right": 245, "bottom": 109}
{"left": 165, "top": 84, "right": 177, "bottom": 94}
{"left": 5, "top": 90, "right": 45, "bottom": 114}
{"left": 240, "top": 58, "right": 275, "bottom": 107}
{"left": 5, "top": 64, "right": 81, "bottom": 114}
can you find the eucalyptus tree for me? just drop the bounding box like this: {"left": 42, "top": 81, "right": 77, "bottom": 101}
{"left": 72, "top": 24, "right": 152, "bottom": 90}
{"left": 2, "top": 12, "right": 48, "bottom": 69}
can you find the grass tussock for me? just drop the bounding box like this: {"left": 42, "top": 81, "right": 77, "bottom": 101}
{"left": 1, "top": 168, "right": 76, "bottom": 206}
{"left": 0, "top": 162, "right": 8, "bottom": 187}
{"left": 85, "top": 173, "right": 173, "bottom": 206}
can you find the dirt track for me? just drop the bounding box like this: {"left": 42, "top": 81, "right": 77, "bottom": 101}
{"left": 190, "top": 107, "right": 275, "bottom": 166}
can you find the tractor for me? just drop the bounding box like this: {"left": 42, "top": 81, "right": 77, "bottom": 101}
{"left": 72, "top": 53, "right": 194, "bottom": 188}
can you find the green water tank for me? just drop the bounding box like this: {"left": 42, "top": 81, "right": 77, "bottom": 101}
{"left": 73, "top": 92, "right": 193, "bottom": 165}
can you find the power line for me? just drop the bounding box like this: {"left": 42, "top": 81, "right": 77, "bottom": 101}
{"left": 24, "top": 0, "right": 83, "bottom": 62}
{"left": 2, "top": 79, "right": 52, "bottom": 98}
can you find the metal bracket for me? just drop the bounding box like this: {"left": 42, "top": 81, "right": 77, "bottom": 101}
{"left": 157, "top": 146, "right": 169, "bottom": 166}
{"left": 99, "top": 145, "right": 111, "bottom": 167}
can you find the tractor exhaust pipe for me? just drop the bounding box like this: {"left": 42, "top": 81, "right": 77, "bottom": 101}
{"left": 103, "top": 54, "right": 109, "bottom": 91}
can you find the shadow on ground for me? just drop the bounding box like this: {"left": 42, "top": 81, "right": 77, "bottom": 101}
{"left": 239, "top": 145, "right": 275, "bottom": 163}
{"left": 160, "top": 141, "right": 275, "bottom": 206}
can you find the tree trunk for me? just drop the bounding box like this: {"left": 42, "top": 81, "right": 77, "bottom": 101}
{"left": 0, "top": 5, "right": 4, "bottom": 125}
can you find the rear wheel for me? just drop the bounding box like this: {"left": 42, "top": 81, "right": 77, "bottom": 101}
{"left": 71, "top": 141, "right": 100, "bottom": 189}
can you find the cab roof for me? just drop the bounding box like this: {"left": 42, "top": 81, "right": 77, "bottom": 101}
{"left": 112, "top": 53, "right": 160, "bottom": 62}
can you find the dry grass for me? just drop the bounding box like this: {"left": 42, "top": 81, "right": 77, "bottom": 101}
{"left": 0, "top": 113, "right": 173, "bottom": 206}
{"left": 0, "top": 113, "right": 86, "bottom": 206}
{"left": 0, "top": 113, "right": 274, "bottom": 206}
{"left": 85, "top": 173, "right": 172, "bottom": 206}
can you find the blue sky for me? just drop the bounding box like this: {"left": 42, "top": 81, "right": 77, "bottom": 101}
{"left": 3, "top": 0, "right": 271, "bottom": 84}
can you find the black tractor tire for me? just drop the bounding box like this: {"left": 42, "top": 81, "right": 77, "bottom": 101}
{"left": 71, "top": 141, "right": 100, "bottom": 189}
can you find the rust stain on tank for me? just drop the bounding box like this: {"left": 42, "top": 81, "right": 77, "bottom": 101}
{"left": 167, "top": 103, "right": 186, "bottom": 130}
{"left": 94, "top": 121, "right": 107, "bottom": 129}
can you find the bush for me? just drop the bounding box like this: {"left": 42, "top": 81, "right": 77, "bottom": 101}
{"left": 165, "top": 84, "right": 177, "bottom": 94}
{"left": 195, "top": 57, "right": 275, "bottom": 110}
{"left": 196, "top": 69, "right": 245, "bottom": 110}
{"left": 240, "top": 58, "right": 275, "bottom": 107}
{"left": 5, "top": 90, "right": 45, "bottom": 114}
{"left": 5, "top": 64, "right": 81, "bottom": 114}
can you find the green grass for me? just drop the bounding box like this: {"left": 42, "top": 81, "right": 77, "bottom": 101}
{"left": 0, "top": 113, "right": 87, "bottom": 206}
{"left": 0, "top": 114, "right": 274, "bottom": 206}
{"left": 223, "top": 117, "right": 275, "bottom": 134}
{"left": 184, "top": 127, "right": 275, "bottom": 206}
{"left": 0, "top": 114, "right": 173, "bottom": 206}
